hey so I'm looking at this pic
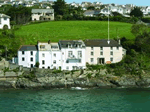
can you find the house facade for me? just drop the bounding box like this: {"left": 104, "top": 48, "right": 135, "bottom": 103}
{"left": 58, "top": 40, "right": 86, "bottom": 70}
{"left": 18, "top": 45, "right": 38, "bottom": 68}
{"left": 0, "top": 14, "right": 11, "bottom": 29}
{"left": 31, "top": 9, "right": 54, "bottom": 21}
{"left": 16, "top": 39, "right": 126, "bottom": 70}
{"left": 84, "top": 39, "right": 126, "bottom": 64}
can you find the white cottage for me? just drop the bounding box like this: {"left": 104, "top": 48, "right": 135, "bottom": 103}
{"left": 0, "top": 14, "right": 11, "bottom": 29}
{"left": 18, "top": 45, "right": 38, "bottom": 68}
{"left": 58, "top": 40, "right": 86, "bottom": 70}
{"left": 37, "top": 41, "right": 61, "bottom": 69}
{"left": 31, "top": 9, "right": 54, "bottom": 21}
{"left": 85, "top": 39, "right": 126, "bottom": 64}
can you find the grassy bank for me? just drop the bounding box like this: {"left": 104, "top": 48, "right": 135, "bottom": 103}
{"left": 14, "top": 21, "right": 134, "bottom": 45}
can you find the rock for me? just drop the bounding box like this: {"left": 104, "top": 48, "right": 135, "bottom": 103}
{"left": 136, "top": 79, "right": 149, "bottom": 87}
{"left": 0, "top": 70, "right": 4, "bottom": 77}
{"left": 5, "top": 72, "right": 17, "bottom": 77}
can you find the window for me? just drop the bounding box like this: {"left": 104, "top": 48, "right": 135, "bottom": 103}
{"left": 42, "top": 60, "right": 45, "bottom": 65}
{"left": 22, "top": 57, "right": 25, "bottom": 61}
{"left": 48, "top": 66, "right": 50, "bottom": 69}
{"left": 91, "top": 52, "right": 94, "bottom": 56}
{"left": 78, "top": 51, "right": 82, "bottom": 58}
{"left": 42, "top": 53, "right": 45, "bottom": 57}
{"left": 31, "top": 64, "right": 33, "bottom": 68}
{"left": 22, "top": 51, "right": 24, "bottom": 55}
{"left": 68, "top": 51, "right": 73, "bottom": 57}
{"left": 4, "top": 17, "right": 7, "bottom": 20}
{"left": 79, "top": 59, "right": 81, "bottom": 63}
{"left": 66, "top": 66, "right": 69, "bottom": 70}
{"left": 40, "top": 45, "right": 45, "bottom": 49}
{"left": 110, "top": 51, "right": 113, "bottom": 55}
{"left": 30, "top": 51, "right": 33, "bottom": 55}
{"left": 62, "top": 52, "right": 64, "bottom": 55}
{"left": 91, "top": 58, "right": 94, "bottom": 62}
{"left": 53, "top": 60, "right": 56, "bottom": 64}
{"left": 117, "top": 46, "right": 119, "bottom": 50}
{"left": 53, "top": 53, "right": 56, "bottom": 57}
{"left": 100, "top": 47, "right": 103, "bottom": 50}
{"left": 66, "top": 60, "right": 69, "bottom": 63}
{"left": 42, "top": 67, "right": 45, "bottom": 69}
{"left": 110, "top": 58, "right": 113, "bottom": 62}
{"left": 111, "top": 47, "right": 113, "bottom": 50}
{"left": 91, "top": 47, "right": 93, "bottom": 50}
{"left": 30, "top": 58, "right": 33, "bottom": 62}
{"left": 100, "top": 52, "right": 103, "bottom": 55}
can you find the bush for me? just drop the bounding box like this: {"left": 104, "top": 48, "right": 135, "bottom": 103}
{"left": 87, "top": 73, "right": 92, "bottom": 79}
{"left": 35, "top": 62, "right": 40, "bottom": 68}
{"left": 52, "top": 70, "right": 62, "bottom": 74}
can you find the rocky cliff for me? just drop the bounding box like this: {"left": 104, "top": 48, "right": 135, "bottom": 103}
{"left": 0, "top": 59, "right": 150, "bottom": 89}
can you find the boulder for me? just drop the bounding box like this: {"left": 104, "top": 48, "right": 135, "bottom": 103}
{"left": 0, "top": 70, "right": 4, "bottom": 77}
{"left": 5, "top": 71, "right": 17, "bottom": 77}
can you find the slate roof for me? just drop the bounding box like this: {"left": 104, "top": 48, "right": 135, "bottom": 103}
{"left": 31, "top": 9, "right": 54, "bottom": 13}
{"left": 84, "top": 39, "right": 122, "bottom": 47}
{"left": 19, "top": 45, "right": 38, "bottom": 51}
{"left": 59, "top": 40, "right": 85, "bottom": 48}
{"left": 84, "top": 10, "right": 100, "bottom": 15}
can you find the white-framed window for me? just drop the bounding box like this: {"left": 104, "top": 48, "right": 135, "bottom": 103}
{"left": 66, "top": 66, "right": 69, "bottom": 70}
{"left": 42, "top": 53, "right": 45, "bottom": 57}
{"left": 53, "top": 53, "right": 56, "bottom": 57}
{"left": 117, "top": 46, "right": 119, "bottom": 50}
{"left": 110, "top": 51, "right": 113, "bottom": 55}
{"left": 4, "top": 17, "right": 7, "bottom": 20}
{"left": 68, "top": 51, "right": 73, "bottom": 57}
{"left": 91, "top": 47, "right": 93, "bottom": 50}
{"left": 111, "top": 47, "right": 113, "bottom": 50}
{"left": 42, "top": 60, "right": 45, "bottom": 65}
{"left": 53, "top": 60, "right": 56, "bottom": 64}
{"left": 30, "top": 57, "right": 33, "bottom": 62}
{"left": 30, "top": 51, "right": 33, "bottom": 55}
{"left": 79, "top": 59, "right": 81, "bottom": 63}
{"left": 110, "top": 58, "right": 113, "bottom": 62}
{"left": 100, "top": 52, "right": 103, "bottom": 55}
{"left": 100, "top": 47, "right": 103, "bottom": 50}
{"left": 22, "top": 57, "right": 25, "bottom": 61}
{"left": 22, "top": 51, "right": 24, "bottom": 55}
{"left": 91, "top": 58, "right": 94, "bottom": 62}
{"left": 78, "top": 51, "right": 82, "bottom": 58}
{"left": 91, "top": 52, "right": 94, "bottom": 56}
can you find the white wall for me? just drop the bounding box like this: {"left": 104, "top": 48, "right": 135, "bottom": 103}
{"left": 85, "top": 46, "right": 124, "bottom": 64}
{"left": 0, "top": 17, "right": 11, "bottom": 29}
{"left": 18, "top": 51, "right": 38, "bottom": 68}
{"left": 61, "top": 48, "right": 86, "bottom": 70}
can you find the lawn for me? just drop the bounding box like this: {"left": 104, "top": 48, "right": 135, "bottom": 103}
{"left": 14, "top": 21, "right": 134, "bottom": 45}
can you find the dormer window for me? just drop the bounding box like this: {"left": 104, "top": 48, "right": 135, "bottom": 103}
{"left": 40, "top": 45, "right": 45, "bottom": 49}
{"left": 4, "top": 17, "right": 7, "bottom": 20}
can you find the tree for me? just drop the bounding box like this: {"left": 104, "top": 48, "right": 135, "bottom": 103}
{"left": 130, "top": 7, "right": 143, "bottom": 18}
{"left": 52, "top": 0, "right": 68, "bottom": 16}
{"left": 87, "top": 6, "right": 95, "bottom": 10}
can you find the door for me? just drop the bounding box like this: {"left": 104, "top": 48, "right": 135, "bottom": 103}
{"left": 98, "top": 58, "right": 105, "bottom": 64}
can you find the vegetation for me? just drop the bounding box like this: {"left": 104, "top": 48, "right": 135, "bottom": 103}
{"left": 14, "top": 21, "right": 134, "bottom": 45}
{"left": 130, "top": 7, "right": 143, "bottom": 18}
{"left": 35, "top": 62, "right": 40, "bottom": 68}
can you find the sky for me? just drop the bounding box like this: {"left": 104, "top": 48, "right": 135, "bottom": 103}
{"left": 51, "top": 0, "right": 150, "bottom": 6}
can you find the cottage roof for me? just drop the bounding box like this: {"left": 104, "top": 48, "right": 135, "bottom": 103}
{"left": 19, "top": 45, "right": 38, "bottom": 51}
{"left": 31, "top": 9, "right": 54, "bottom": 13}
{"left": 84, "top": 39, "right": 122, "bottom": 47}
{"left": 0, "top": 14, "right": 10, "bottom": 18}
{"left": 59, "top": 40, "right": 85, "bottom": 48}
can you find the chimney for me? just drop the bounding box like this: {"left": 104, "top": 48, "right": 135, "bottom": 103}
{"left": 48, "top": 40, "right": 51, "bottom": 44}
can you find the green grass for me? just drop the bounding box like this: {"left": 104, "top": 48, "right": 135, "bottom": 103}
{"left": 14, "top": 21, "right": 134, "bottom": 45}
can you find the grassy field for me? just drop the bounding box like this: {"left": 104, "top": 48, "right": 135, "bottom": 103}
{"left": 14, "top": 21, "right": 134, "bottom": 45}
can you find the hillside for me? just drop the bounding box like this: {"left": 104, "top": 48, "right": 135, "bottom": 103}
{"left": 14, "top": 21, "right": 134, "bottom": 45}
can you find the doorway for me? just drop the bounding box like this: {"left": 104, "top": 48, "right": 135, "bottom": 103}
{"left": 98, "top": 58, "right": 105, "bottom": 64}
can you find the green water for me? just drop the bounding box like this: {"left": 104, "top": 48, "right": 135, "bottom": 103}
{"left": 0, "top": 88, "right": 150, "bottom": 112}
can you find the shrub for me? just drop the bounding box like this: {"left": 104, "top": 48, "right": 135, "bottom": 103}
{"left": 87, "top": 73, "right": 92, "bottom": 79}
{"left": 52, "top": 70, "right": 62, "bottom": 74}
{"left": 35, "top": 62, "right": 40, "bottom": 68}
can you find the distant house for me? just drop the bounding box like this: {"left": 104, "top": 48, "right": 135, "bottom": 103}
{"left": 0, "top": 14, "right": 11, "bottom": 29}
{"left": 31, "top": 9, "right": 54, "bottom": 21}
{"left": 83, "top": 10, "right": 101, "bottom": 17}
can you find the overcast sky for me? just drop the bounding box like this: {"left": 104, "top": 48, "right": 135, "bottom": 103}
{"left": 52, "top": 0, "right": 150, "bottom": 6}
